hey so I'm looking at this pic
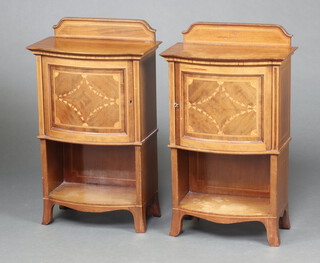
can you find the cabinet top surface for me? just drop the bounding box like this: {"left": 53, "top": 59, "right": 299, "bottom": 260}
{"left": 160, "top": 43, "right": 296, "bottom": 62}
{"left": 27, "top": 37, "right": 161, "bottom": 57}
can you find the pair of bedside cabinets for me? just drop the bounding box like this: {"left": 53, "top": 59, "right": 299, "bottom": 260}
{"left": 27, "top": 17, "right": 297, "bottom": 246}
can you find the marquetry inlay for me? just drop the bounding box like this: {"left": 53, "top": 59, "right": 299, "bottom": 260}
{"left": 51, "top": 66, "right": 124, "bottom": 133}
{"left": 184, "top": 73, "right": 262, "bottom": 139}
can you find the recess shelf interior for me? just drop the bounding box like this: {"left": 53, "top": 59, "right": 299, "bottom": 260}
{"left": 180, "top": 192, "right": 270, "bottom": 216}
{"left": 49, "top": 182, "right": 136, "bottom": 205}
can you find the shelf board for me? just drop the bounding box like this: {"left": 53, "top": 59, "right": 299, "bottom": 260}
{"left": 49, "top": 182, "right": 136, "bottom": 206}
{"left": 180, "top": 192, "right": 270, "bottom": 216}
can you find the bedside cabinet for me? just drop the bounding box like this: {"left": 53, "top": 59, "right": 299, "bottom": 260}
{"left": 161, "top": 22, "right": 297, "bottom": 246}
{"left": 27, "top": 17, "right": 161, "bottom": 232}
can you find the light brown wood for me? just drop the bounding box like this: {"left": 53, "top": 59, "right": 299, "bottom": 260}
{"left": 50, "top": 183, "right": 136, "bottom": 205}
{"left": 40, "top": 140, "right": 64, "bottom": 197}
{"left": 278, "top": 58, "right": 292, "bottom": 148}
{"left": 28, "top": 17, "right": 161, "bottom": 232}
{"left": 180, "top": 192, "right": 270, "bottom": 216}
{"left": 141, "top": 134, "right": 161, "bottom": 217}
{"left": 170, "top": 209, "right": 184, "bottom": 236}
{"left": 263, "top": 218, "right": 280, "bottom": 247}
{"left": 276, "top": 145, "right": 290, "bottom": 217}
{"left": 162, "top": 22, "right": 296, "bottom": 246}
{"left": 177, "top": 63, "right": 272, "bottom": 152}
{"left": 27, "top": 37, "right": 161, "bottom": 59}
{"left": 41, "top": 57, "right": 135, "bottom": 144}
{"left": 160, "top": 43, "right": 296, "bottom": 63}
{"left": 183, "top": 22, "right": 292, "bottom": 47}
{"left": 63, "top": 144, "right": 136, "bottom": 187}
{"left": 139, "top": 53, "right": 158, "bottom": 140}
{"left": 42, "top": 199, "right": 54, "bottom": 225}
{"left": 189, "top": 152, "right": 270, "bottom": 198}
{"left": 54, "top": 17, "right": 156, "bottom": 41}
{"left": 171, "top": 149, "right": 190, "bottom": 207}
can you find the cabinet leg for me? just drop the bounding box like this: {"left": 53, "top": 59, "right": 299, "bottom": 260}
{"left": 170, "top": 209, "right": 184, "bottom": 237}
{"left": 131, "top": 207, "right": 147, "bottom": 233}
{"left": 42, "top": 199, "right": 54, "bottom": 225}
{"left": 264, "top": 218, "right": 280, "bottom": 246}
{"left": 279, "top": 205, "right": 291, "bottom": 229}
{"left": 147, "top": 193, "right": 161, "bottom": 217}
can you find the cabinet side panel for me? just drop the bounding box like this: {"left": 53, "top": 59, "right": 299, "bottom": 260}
{"left": 40, "top": 140, "right": 64, "bottom": 196}
{"left": 168, "top": 62, "right": 180, "bottom": 145}
{"left": 279, "top": 58, "right": 291, "bottom": 148}
{"left": 141, "top": 134, "right": 158, "bottom": 205}
{"left": 36, "top": 56, "right": 45, "bottom": 135}
{"left": 277, "top": 144, "right": 289, "bottom": 216}
{"left": 140, "top": 53, "right": 157, "bottom": 139}
{"left": 171, "top": 149, "right": 189, "bottom": 207}
{"left": 178, "top": 150, "right": 190, "bottom": 202}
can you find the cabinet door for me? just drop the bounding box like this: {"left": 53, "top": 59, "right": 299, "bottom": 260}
{"left": 41, "top": 57, "right": 134, "bottom": 143}
{"left": 176, "top": 63, "right": 272, "bottom": 152}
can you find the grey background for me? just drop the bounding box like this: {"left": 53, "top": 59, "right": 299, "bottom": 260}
{"left": 0, "top": 0, "right": 319, "bottom": 262}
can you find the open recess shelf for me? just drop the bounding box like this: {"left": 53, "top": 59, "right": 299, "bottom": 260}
{"left": 44, "top": 141, "right": 138, "bottom": 209}
{"left": 180, "top": 192, "right": 270, "bottom": 217}
{"left": 174, "top": 149, "right": 271, "bottom": 217}
{"left": 50, "top": 183, "right": 136, "bottom": 207}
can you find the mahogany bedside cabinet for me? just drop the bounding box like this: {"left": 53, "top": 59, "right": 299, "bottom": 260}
{"left": 27, "top": 17, "right": 161, "bottom": 232}
{"left": 161, "top": 22, "right": 297, "bottom": 246}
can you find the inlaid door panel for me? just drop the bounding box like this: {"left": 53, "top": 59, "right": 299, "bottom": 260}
{"left": 42, "top": 57, "right": 134, "bottom": 143}
{"left": 177, "top": 64, "right": 272, "bottom": 152}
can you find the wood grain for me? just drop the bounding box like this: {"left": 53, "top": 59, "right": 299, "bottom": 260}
{"left": 42, "top": 56, "right": 135, "bottom": 144}
{"left": 180, "top": 192, "right": 270, "bottom": 216}
{"left": 63, "top": 144, "right": 136, "bottom": 187}
{"left": 139, "top": 53, "right": 158, "bottom": 140}
{"left": 40, "top": 140, "right": 64, "bottom": 197}
{"left": 27, "top": 37, "right": 161, "bottom": 59}
{"left": 189, "top": 152, "right": 270, "bottom": 198}
{"left": 276, "top": 145, "right": 289, "bottom": 217}
{"left": 171, "top": 149, "right": 190, "bottom": 207}
{"left": 184, "top": 73, "right": 261, "bottom": 138}
{"left": 52, "top": 66, "right": 124, "bottom": 132}
{"left": 161, "top": 43, "right": 296, "bottom": 63}
{"left": 183, "top": 22, "right": 292, "bottom": 47}
{"left": 54, "top": 17, "right": 156, "bottom": 41}
{"left": 50, "top": 183, "right": 136, "bottom": 205}
{"left": 279, "top": 57, "right": 292, "bottom": 148}
{"left": 176, "top": 63, "right": 272, "bottom": 153}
